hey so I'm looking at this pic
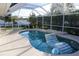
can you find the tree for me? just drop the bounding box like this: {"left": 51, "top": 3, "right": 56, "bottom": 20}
{"left": 11, "top": 16, "right": 19, "bottom": 24}
{"left": 5, "top": 16, "right": 11, "bottom": 22}
{"left": 50, "top": 3, "right": 64, "bottom": 15}
{"left": 64, "top": 3, "right": 75, "bottom": 14}
{"left": 50, "top": 3, "right": 75, "bottom": 15}
{"left": 28, "top": 12, "right": 36, "bottom": 28}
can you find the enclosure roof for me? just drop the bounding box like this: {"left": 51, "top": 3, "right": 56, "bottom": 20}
{"left": 6, "top": 3, "right": 49, "bottom": 16}
{"left": 0, "top": 3, "right": 48, "bottom": 17}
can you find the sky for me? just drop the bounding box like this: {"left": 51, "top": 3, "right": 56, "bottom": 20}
{"left": 11, "top": 3, "right": 79, "bottom": 18}
{"left": 74, "top": 3, "right": 79, "bottom": 9}
{"left": 11, "top": 3, "right": 52, "bottom": 18}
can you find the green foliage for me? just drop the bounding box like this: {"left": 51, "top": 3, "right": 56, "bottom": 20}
{"left": 5, "top": 16, "right": 11, "bottom": 22}
{"left": 28, "top": 13, "right": 36, "bottom": 28}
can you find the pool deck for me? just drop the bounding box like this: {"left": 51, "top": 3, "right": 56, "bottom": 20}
{"left": 0, "top": 29, "right": 46, "bottom": 56}
{"left": 0, "top": 29, "right": 79, "bottom": 56}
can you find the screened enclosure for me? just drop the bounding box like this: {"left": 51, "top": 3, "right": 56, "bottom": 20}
{"left": 0, "top": 3, "right": 79, "bottom": 36}
{"left": 36, "top": 14, "right": 79, "bottom": 36}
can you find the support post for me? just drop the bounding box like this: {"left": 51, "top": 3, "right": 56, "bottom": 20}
{"left": 12, "top": 17, "right": 14, "bottom": 30}
{"left": 62, "top": 3, "right": 65, "bottom": 32}
{"left": 50, "top": 15, "right": 52, "bottom": 29}
{"left": 42, "top": 16, "right": 44, "bottom": 29}
{"left": 17, "top": 9, "right": 21, "bottom": 29}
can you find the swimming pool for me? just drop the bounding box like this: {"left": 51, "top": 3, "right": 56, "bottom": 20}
{"left": 19, "top": 30, "right": 79, "bottom": 55}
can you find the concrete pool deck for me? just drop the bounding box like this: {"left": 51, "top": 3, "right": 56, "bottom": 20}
{"left": 0, "top": 29, "right": 46, "bottom": 56}
{"left": 0, "top": 29, "right": 79, "bottom": 56}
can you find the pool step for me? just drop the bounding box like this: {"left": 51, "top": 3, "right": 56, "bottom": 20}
{"left": 45, "top": 33, "right": 59, "bottom": 47}
{"left": 53, "top": 42, "right": 73, "bottom": 54}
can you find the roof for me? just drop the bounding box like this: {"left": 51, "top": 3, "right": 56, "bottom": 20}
{"left": 0, "top": 3, "right": 48, "bottom": 17}
{"left": 6, "top": 3, "right": 49, "bottom": 16}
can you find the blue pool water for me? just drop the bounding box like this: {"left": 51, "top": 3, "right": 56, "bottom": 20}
{"left": 20, "top": 31, "right": 51, "bottom": 53}
{"left": 20, "top": 30, "right": 79, "bottom": 55}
